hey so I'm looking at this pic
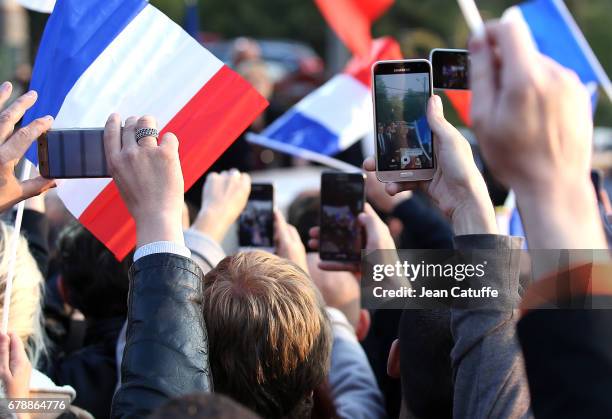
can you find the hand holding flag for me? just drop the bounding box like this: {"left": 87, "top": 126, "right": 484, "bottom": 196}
{"left": 468, "top": 19, "right": 594, "bottom": 203}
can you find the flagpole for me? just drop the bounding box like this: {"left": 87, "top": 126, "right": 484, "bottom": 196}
{"left": 246, "top": 132, "right": 362, "bottom": 173}
{"left": 1, "top": 159, "right": 32, "bottom": 333}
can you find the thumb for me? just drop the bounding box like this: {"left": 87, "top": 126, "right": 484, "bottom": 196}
{"left": 8, "top": 332, "right": 28, "bottom": 373}
{"left": 358, "top": 204, "right": 381, "bottom": 247}
{"left": 20, "top": 176, "right": 56, "bottom": 200}
{"left": 427, "top": 95, "right": 456, "bottom": 137}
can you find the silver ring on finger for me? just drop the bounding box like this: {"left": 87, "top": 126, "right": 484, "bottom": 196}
{"left": 135, "top": 127, "right": 159, "bottom": 145}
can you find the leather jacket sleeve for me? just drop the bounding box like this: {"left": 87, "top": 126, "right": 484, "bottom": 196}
{"left": 111, "top": 253, "right": 212, "bottom": 418}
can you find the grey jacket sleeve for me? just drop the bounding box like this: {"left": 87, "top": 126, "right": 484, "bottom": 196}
{"left": 451, "top": 235, "right": 532, "bottom": 419}
{"left": 184, "top": 228, "right": 226, "bottom": 274}
{"left": 111, "top": 254, "right": 212, "bottom": 419}
{"left": 326, "top": 308, "right": 386, "bottom": 419}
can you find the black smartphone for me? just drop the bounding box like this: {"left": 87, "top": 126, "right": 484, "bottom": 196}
{"left": 38, "top": 128, "right": 109, "bottom": 179}
{"left": 239, "top": 183, "right": 275, "bottom": 250}
{"left": 319, "top": 172, "right": 366, "bottom": 262}
{"left": 430, "top": 49, "right": 469, "bottom": 90}
{"left": 372, "top": 59, "right": 435, "bottom": 183}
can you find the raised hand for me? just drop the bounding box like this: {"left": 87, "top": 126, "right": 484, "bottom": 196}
{"left": 0, "top": 82, "right": 56, "bottom": 212}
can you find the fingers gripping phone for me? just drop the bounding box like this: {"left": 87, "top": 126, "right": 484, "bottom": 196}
{"left": 430, "top": 49, "right": 470, "bottom": 90}
{"left": 38, "top": 128, "right": 110, "bottom": 178}
{"left": 239, "top": 183, "right": 275, "bottom": 252}
{"left": 372, "top": 59, "right": 435, "bottom": 182}
{"left": 319, "top": 172, "right": 365, "bottom": 262}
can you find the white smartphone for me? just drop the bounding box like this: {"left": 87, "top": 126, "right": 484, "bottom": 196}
{"left": 372, "top": 59, "right": 435, "bottom": 183}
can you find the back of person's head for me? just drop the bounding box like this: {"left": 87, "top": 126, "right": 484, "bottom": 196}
{"left": 149, "top": 393, "right": 262, "bottom": 419}
{"left": 397, "top": 309, "right": 453, "bottom": 418}
{"left": 58, "top": 222, "right": 130, "bottom": 319}
{"left": 203, "top": 251, "right": 332, "bottom": 419}
{"left": 287, "top": 190, "right": 320, "bottom": 251}
{"left": 0, "top": 222, "right": 45, "bottom": 364}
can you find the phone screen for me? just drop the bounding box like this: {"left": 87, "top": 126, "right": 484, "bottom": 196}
{"left": 431, "top": 49, "right": 469, "bottom": 90}
{"left": 320, "top": 172, "right": 365, "bottom": 262}
{"left": 39, "top": 129, "right": 109, "bottom": 178}
{"left": 239, "top": 184, "right": 274, "bottom": 248}
{"left": 374, "top": 62, "right": 433, "bottom": 172}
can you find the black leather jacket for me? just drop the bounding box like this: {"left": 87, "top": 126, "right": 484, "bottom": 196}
{"left": 111, "top": 254, "right": 212, "bottom": 418}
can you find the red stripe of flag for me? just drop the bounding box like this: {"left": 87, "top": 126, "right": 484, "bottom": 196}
{"left": 443, "top": 90, "right": 472, "bottom": 126}
{"left": 344, "top": 36, "right": 403, "bottom": 87}
{"left": 79, "top": 65, "right": 269, "bottom": 260}
{"left": 314, "top": 0, "right": 394, "bottom": 57}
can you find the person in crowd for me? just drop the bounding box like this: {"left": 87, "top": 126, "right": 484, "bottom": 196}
{"left": 360, "top": 87, "right": 531, "bottom": 417}
{"left": 0, "top": 84, "right": 87, "bottom": 417}
{"left": 149, "top": 393, "right": 262, "bottom": 419}
{"left": 45, "top": 223, "right": 131, "bottom": 419}
{"left": 469, "top": 18, "right": 612, "bottom": 419}
{"left": 202, "top": 248, "right": 332, "bottom": 419}
{"left": 288, "top": 192, "right": 386, "bottom": 418}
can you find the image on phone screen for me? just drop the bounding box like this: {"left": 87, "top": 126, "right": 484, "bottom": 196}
{"left": 239, "top": 184, "right": 274, "bottom": 248}
{"left": 431, "top": 49, "right": 469, "bottom": 90}
{"left": 39, "top": 129, "right": 109, "bottom": 178}
{"left": 374, "top": 66, "right": 433, "bottom": 172}
{"left": 320, "top": 172, "right": 365, "bottom": 262}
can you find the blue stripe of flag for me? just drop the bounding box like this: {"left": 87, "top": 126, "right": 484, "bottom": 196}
{"left": 519, "top": 0, "right": 598, "bottom": 86}
{"left": 24, "top": 0, "right": 147, "bottom": 163}
{"left": 262, "top": 110, "right": 342, "bottom": 156}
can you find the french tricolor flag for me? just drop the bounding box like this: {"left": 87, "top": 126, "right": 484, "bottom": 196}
{"left": 23, "top": 0, "right": 268, "bottom": 260}
{"left": 507, "top": 0, "right": 612, "bottom": 106}
{"left": 251, "top": 37, "right": 402, "bottom": 161}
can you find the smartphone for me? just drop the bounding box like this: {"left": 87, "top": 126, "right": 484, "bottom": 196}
{"left": 239, "top": 183, "right": 275, "bottom": 251}
{"left": 38, "top": 128, "right": 109, "bottom": 179}
{"left": 372, "top": 59, "right": 435, "bottom": 182}
{"left": 319, "top": 172, "right": 365, "bottom": 262}
{"left": 430, "top": 49, "right": 469, "bottom": 90}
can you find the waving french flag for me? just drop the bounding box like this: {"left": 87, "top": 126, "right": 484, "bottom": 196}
{"left": 507, "top": 0, "right": 612, "bottom": 106}
{"left": 314, "top": 0, "right": 394, "bottom": 57}
{"left": 23, "top": 0, "right": 268, "bottom": 260}
{"left": 252, "top": 37, "right": 401, "bottom": 160}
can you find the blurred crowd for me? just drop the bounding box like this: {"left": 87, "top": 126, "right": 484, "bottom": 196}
{"left": 0, "top": 18, "right": 609, "bottom": 419}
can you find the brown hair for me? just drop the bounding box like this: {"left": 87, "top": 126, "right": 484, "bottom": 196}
{"left": 203, "top": 251, "right": 332, "bottom": 419}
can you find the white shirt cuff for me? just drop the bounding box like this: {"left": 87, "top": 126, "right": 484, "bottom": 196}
{"left": 326, "top": 307, "right": 357, "bottom": 343}
{"left": 133, "top": 241, "right": 191, "bottom": 261}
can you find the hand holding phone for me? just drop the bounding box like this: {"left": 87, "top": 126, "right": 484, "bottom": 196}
{"left": 319, "top": 172, "right": 365, "bottom": 262}
{"left": 239, "top": 183, "right": 275, "bottom": 251}
{"left": 372, "top": 59, "right": 435, "bottom": 183}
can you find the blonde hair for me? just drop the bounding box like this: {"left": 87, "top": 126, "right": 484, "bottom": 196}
{"left": 203, "top": 251, "right": 332, "bottom": 419}
{"left": 0, "top": 222, "right": 45, "bottom": 365}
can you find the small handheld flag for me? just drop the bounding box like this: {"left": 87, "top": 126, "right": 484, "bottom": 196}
{"left": 24, "top": 0, "right": 268, "bottom": 260}
{"left": 253, "top": 37, "right": 402, "bottom": 160}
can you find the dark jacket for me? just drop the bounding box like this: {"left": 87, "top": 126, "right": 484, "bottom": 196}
{"left": 111, "top": 254, "right": 212, "bottom": 419}
{"left": 517, "top": 262, "right": 612, "bottom": 419}
{"left": 451, "top": 235, "right": 532, "bottom": 419}
{"left": 50, "top": 316, "right": 124, "bottom": 419}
